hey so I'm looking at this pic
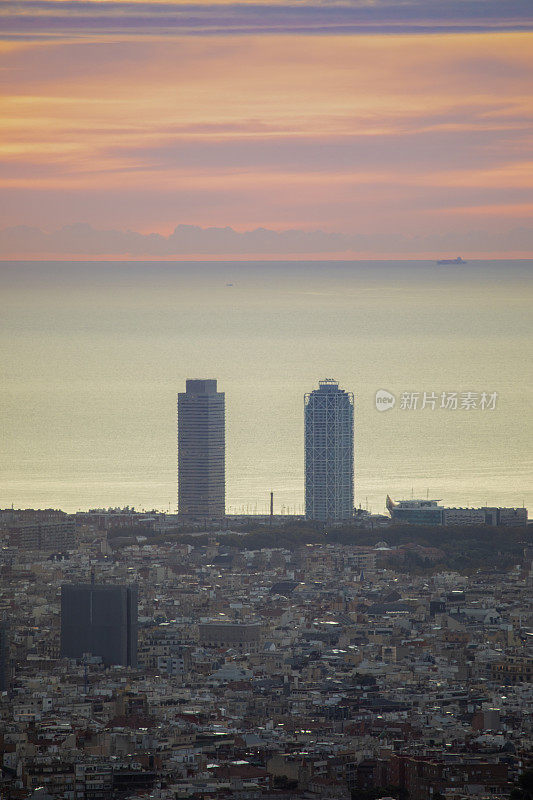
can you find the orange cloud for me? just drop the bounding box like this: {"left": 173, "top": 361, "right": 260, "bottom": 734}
{"left": 0, "top": 32, "right": 532, "bottom": 254}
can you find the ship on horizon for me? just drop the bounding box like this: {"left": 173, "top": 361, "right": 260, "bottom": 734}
{"left": 436, "top": 256, "right": 467, "bottom": 265}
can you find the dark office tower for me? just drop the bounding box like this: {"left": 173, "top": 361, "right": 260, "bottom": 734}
{"left": 60, "top": 584, "right": 138, "bottom": 667}
{"left": 178, "top": 379, "right": 225, "bottom": 517}
{"left": 0, "top": 622, "right": 9, "bottom": 691}
{"left": 305, "top": 379, "right": 354, "bottom": 521}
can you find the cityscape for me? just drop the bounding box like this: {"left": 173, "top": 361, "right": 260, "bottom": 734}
{"left": 1, "top": 0, "right": 532, "bottom": 798}
{"left": 0, "top": 377, "right": 531, "bottom": 799}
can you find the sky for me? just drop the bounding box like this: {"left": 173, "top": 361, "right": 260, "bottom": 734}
{"left": 1, "top": 0, "right": 532, "bottom": 258}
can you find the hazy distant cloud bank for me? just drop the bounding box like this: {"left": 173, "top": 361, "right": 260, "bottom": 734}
{"left": 2, "top": 223, "right": 532, "bottom": 257}
{"left": 2, "top": 0, "right": 532, "bottom": 39}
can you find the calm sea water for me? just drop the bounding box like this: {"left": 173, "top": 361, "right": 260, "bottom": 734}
{"left": 1, "top": 260, "right": 531, "bottom": 515}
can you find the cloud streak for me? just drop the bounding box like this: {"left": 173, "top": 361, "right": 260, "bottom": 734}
{"left": 1, "top": 22, "right": 531, "bottom": 252}
{"left": 1, "top": 0, "right": 533, "bottom": 39}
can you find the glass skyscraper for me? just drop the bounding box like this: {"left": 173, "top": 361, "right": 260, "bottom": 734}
{"left": 305, "top": 379, "right": 354, "bottom": 521}
{"left": 178, "top": 379, "right": 225, "bottom": 518}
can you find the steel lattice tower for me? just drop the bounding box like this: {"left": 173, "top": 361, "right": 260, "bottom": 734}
{"left": 305, "top": 379, "right": 354, "bottom": 521}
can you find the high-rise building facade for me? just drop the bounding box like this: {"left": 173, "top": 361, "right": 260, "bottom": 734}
{"left": 178, "top": 379, "right": 225, "bottom": 517}
{"left": 60, "top": 584, "right": 138, "bottom": 666}
{"left": 305, "top": 379, "right": 354, "bottom": 521}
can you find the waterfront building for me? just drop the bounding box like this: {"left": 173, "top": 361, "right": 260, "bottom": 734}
{"left": 305, "top": 379, "right": 354, "bottom": 521}
{"left": 386, "top": 496, "right": 528, "bottom": 526}
{"left": 178, "top": 379, "right": 225, "bottom": 518}
{"left": 386, "top": 498, "right": 445, "bottom": 525}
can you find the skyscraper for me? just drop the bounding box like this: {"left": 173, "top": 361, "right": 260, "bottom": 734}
{"left": 305, "top": 379, "right": 354, "bottom": 521}
{"left": 178, "top": 379, "right": 225, "bottom": 517}
{"left": 60, "top": 583, "right": 138, "bottom": 666}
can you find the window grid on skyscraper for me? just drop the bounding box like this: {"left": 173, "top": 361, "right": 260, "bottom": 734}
{"left": 177, "top": 379, "right": 225, "bottom": 518}
{"left": 305, "top": 379, "right": 354, "bottom": 521}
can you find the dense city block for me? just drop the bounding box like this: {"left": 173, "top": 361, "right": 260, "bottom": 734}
{"left": 0, "top": 509, "right": 531, "bottom": 800}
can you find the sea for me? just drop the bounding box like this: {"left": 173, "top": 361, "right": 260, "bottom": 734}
{"left": 1, "top": 259, "right": 531, "bottom": 516}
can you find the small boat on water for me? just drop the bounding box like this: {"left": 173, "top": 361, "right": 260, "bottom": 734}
{"left": 436, "top": 256, "right": 467, "bottom": 265}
